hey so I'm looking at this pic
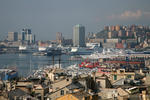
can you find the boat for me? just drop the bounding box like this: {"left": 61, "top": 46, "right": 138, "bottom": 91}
{"left": 125, "top": 50, "right": 144, "bottom": 54}
{"left": 79, "top": 60, "right": 99, "bottom": 68}
{"left": 38, "top": 46, "right": 47, "bottom": 52}
{"left": 19, "top": 45, "right": 37, "bottom": 53}
{"left": 69, "top": 55, "right": 83, "bottom": 60}
{"left": 143, "top": 50, "right": 150, "bottom": 54}
{"left": 32, "top": 52, "right": 47, "bottom": 56}
{"left": 32, "top": 47, "right": 62, "bottom": 56}
{"left": 70, "top": 46, "right": 103, "bottom": 55}
{"left": 46, "top": 47, "right": 62, "bottom": 56}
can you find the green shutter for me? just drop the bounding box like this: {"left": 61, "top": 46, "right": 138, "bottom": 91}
{"left": 114, "top": 75, "right": 117, "bottom": 80}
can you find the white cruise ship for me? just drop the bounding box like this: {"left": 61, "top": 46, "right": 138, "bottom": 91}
{"left": 70, "top": 45, "right": 103, "bottom": 55}
{"left": 19, "top": 45, "right": 38, "bottom": 53}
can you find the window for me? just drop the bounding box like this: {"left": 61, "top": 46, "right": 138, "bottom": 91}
{"left": 114, "top": 75, "right": 117, "bottom": 80}
{"left": 120, "top": 70, "right": 124, "bottom": 73}
{"left": 98, "top": 81, "right": 101, "bottom": 87}
{"left": 127, "top": 75, "right": 131, "bottom": 78}
{"left": 60, "top": 90, "right": 64, "bottom": 95}
{"left": 85, "top": 97, "right": 88, "bottom": 100}
{"left": 66, "top": 91, "right": 69, "bottom": 94}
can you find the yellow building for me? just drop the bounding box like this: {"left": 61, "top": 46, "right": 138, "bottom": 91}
{"left": 56, "top": 92, "right": 98, "bottom": 100}
{"left": 115, "top": 25, "right": 120, "bottom": 31}
{"left": 110, "top": 69, "right": 135, "bottom": 83}
{"left": 108, "top": 31, "right": 112, "bottom": 39}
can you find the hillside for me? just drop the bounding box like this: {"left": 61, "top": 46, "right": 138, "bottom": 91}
{"left": 96, "top": 30, "right": 108, "bottom": 39}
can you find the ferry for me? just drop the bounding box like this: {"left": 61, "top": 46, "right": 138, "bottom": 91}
{"left": 32, "top": 52, "right": 47, "bottom": 56}
{"left": 46, "top": 47, "right": 62, "bottom": 56}
{"left": 33, "top": 48, "right": 62, "bottom": 56}
{"left": 70, "top": 45, "right": 103, "bottom": 55}
{"left": 38, "top": 46, "right": 47, "bottom": 52}
{"left": 19, "top": 45, "right": 37, "bottom": 53}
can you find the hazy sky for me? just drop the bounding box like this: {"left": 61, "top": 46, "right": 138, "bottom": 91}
{"left": 0, "top": 0, "right": 150, "bottom": 40}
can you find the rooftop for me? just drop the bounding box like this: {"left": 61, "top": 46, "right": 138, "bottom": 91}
{"left": 66, "top": 82, "right": 84, "bottom": 90}
{"left": 8, "top": 88, "right": 29, "bottom": 99}
{"left": 71, "top": 91, "right": 90, "bottom": 100}
{"left": 74, "top": 24, "right": 84, "bottom": 27}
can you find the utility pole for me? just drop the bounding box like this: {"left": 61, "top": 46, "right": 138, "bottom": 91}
{"left": 52, "top": 55, "right": 54, "bottom": 67}
{"left": 59, "top": 55, "right": 61, "bottom": 68}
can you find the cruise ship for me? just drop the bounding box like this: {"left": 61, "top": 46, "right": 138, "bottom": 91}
{"left": 46, "top": 47, "right": 61, "bottom": 56}
{"left": 70, "top": 45, "right": 103, "bottom": 55}
{"left": 19, "top": 45, "right": 37, "bottom": 53}
{"left": 33, "top": 47, "right": 62, "bottom": 56}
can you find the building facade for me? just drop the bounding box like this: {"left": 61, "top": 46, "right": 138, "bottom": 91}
{"left": 7, "top": 32, "right": 18, "bottom": 41}
{"left": 56, "top": 32, "right": 63, "bottom": 44}
{"left": 17, "top": 33, "right": 22, "bottom": 41}
{"left": 110, "top": 69, "right": 135, "bottom": 83}
{"left": 22, "top": 29, "right": 32, "bottom": 44}
{"left": 73, "top": 24, "right": 85, "bottom": 47}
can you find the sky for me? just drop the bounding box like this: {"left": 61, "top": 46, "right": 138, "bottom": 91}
{"left": 0, "top": 0, "right": 150, "bottom": 40}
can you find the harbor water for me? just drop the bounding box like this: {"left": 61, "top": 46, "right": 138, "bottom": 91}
{"left": 0, "top": 53, "right": 83, "bottom": 77}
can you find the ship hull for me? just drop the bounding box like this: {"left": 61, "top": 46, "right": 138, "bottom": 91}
{"left": 47, "top": 49, "right": 61, "bottom": 56}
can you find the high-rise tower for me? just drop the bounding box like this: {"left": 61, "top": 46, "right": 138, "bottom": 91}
{"left": 22, "top": 29, "right": 32, "bottom": 44}
{"left": 56, "top": 32, "right": 63, "bottom": 44}
{"left": 73, "top": 24, "right": 85, "bottom": 47}
{"left": 7, "top": 32, "right": 18, "bottom": 41}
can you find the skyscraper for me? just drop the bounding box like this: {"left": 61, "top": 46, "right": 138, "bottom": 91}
{"left": 33, "top": 34, "right": 36, "bottom": 43}
{"left": 22, "top": 29, "right": 32, "bottom": 44}
{"left": 17, "top": 33, "right": 22, "bottom": 41}
{"left": 7, "top": 32, "right": 18, "bottom": 41}
{"left": 73, "top": 24, "right": 85, "bottom": 47}
{"left": 56, "top": 32, "right": 63, "bottom": 44}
